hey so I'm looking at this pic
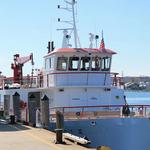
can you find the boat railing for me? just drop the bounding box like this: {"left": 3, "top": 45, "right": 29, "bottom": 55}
{"left": 0, "top": 72, "right": 122, "bottom": 89}
{"left": 50, "top": 104, "right": 150, "bottom": 120}
{"left": 0, "top": 75, "right": 44, "bottom": 89}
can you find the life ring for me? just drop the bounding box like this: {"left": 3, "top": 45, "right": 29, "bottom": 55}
{"left": 76, "top": 112, "right": 80, "bottom": 116}
{"left": 20, "top": 101, "right": 27, "bottom": 109}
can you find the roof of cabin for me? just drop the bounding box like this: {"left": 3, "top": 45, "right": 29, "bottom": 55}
{"left": 44, "top": 47, "right": 117, "bottom": 57}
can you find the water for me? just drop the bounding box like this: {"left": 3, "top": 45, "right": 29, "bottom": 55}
{"left": 125, "top": 91, "right": 150, "bottom": 105}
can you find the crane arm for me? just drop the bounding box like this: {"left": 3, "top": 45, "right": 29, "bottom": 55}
{"left": 16, "top": 53, "right": 34, "bottom": 65}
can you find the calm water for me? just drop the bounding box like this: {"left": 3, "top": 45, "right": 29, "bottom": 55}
{"left": 125, "top": 91, "right": 150, "bottom": 105}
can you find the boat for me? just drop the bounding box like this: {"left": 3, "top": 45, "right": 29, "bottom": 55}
{"left": 0, "top": 1, "right": 150, "bottom": 150}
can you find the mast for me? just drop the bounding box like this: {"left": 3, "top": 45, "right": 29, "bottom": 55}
{"left": 57, "top": 0, "right": 79, "bottom": 48}
{"left": 71, "top": 0, "right": 77, "bottom": 48}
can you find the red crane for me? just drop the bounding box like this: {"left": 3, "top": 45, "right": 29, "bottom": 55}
{"left": 11, "top": 53, "right": 34, "bottom": 85}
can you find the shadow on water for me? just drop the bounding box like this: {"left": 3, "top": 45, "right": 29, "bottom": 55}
{"left": 0, "top": 120, "right": 30, "bottom": 132}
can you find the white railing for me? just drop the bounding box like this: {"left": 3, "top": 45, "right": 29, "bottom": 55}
{"left": 0, "top": 75, "right": 44, "bottom": 89}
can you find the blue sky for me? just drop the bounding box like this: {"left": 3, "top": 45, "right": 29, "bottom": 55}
{"left": 0, "top": 0, "right": 150, "bottom": 77}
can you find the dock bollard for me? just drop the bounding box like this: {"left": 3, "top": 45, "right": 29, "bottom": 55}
{"left": 55, "top": 128, "right": 63, "bottom": 144}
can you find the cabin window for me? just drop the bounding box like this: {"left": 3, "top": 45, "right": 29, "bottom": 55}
{"left": 80, "top": 57, "right": 90, "bottom": 71}
{"left": 101, "top": 57, "right": 111, "bottom": 71}
{"left": 69, "top": 57, "right": 79, "bottom": 71}
{"left": 57, "top": 57, "right": 68, "bottom": 71}
{"left": 49, "top": 58, "right": 51, "bottom": 68}
{"left": 45, "top": 58, "right": 49, "bottom": 69}
{"left": 45, "top": 59, "right": 46, "bottom": 69}
{"left": 49, "top": 57, "right": 54, "bottom": 69}
{"left": 92, "top": 56, "right": 101, "bottom": 71}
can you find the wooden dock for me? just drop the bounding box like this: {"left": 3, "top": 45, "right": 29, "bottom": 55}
{"left": 0, "top": 122, "right": 94, "bottom": 150}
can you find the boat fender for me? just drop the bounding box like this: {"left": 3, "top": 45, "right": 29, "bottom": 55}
{"left": 83, "top": 136, "right": 89, "bottom": 141}
{"left": 20, "top": 101, "right": 27, "bottom": 109}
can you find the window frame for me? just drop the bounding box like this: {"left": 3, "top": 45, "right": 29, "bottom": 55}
{"left": 91, "top": 56, "right": 101, "bottom": 71}
{"left": 101, "top": 56, "right": 111, "bottom": 71}
{"left": 68, "top": 56, "right": 79, "bottom": 71}
{"left": 56, "top": 56, "right": 68, "bottom": 71}
{"left": 49, "top": 57, "right": 55, "bottom": 69}
{"left": 80, "top": 56, "right": 91, "bottom": 71}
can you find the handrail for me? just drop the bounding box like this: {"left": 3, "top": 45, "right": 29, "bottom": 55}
{"left": 48, "top": 71, "right": 118, "bottom": 75}
{"left": 50, "top": 104, "right": 150, "bottom": 110}
{"left": 50, "top": 104, "right": 150, "bottom": 120}
{"left": 0, "top": 75, "right": 44, "bottom": 89}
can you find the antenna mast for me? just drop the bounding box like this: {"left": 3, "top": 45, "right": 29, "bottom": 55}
{"left": 57, "top": 0, "right": 79, "bottom": 48}
{"left": 71, "top": 0, "right": 77, "bottom": 48}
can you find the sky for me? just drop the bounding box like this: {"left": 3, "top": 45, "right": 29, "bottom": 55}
{"left": 0, "top": 0, "right": 150, "bottom": 77}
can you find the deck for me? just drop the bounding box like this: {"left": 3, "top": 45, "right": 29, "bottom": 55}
{"left": 0, "top": 121, "right": 94, "bottom": 150}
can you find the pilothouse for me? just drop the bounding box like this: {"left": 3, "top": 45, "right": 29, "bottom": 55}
{"left": 44, "top": 36, "right": 116, "bottom": 87}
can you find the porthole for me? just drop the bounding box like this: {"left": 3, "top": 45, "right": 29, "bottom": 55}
{"left": 90, "top": 121, "right": 96, "bottom": 126}
{"left": 116, "top": 96, "right": 120, "bottom": 99}
{"left": 59, "top": 88, "right": 64, "bottom": 92}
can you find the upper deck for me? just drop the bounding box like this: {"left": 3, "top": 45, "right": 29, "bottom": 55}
{"left": 45, "top": 47, "right": 116, "bottom": 57}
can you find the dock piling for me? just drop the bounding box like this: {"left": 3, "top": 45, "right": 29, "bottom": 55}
{"left": 40, "top": 95, "right": 49, "bottom": 129}
{"left": 55, "top": 111, "right": 64, "bottom": 144}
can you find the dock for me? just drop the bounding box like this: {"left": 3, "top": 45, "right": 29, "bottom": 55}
{"left": 0, "top": 122, "right": 94, "bottom": 150}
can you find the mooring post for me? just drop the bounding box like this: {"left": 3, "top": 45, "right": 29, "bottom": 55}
{"left": 12, "top": 92, "right": 21, "bottom": 122}
{"left": 55, "top": 111, "right": 64, "bottom": 144}
{"left": 40, "top": 95, "right": 49, "bottom": 129}
{"left": 28, "top": 94, "right": 36, "bottom": 127}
